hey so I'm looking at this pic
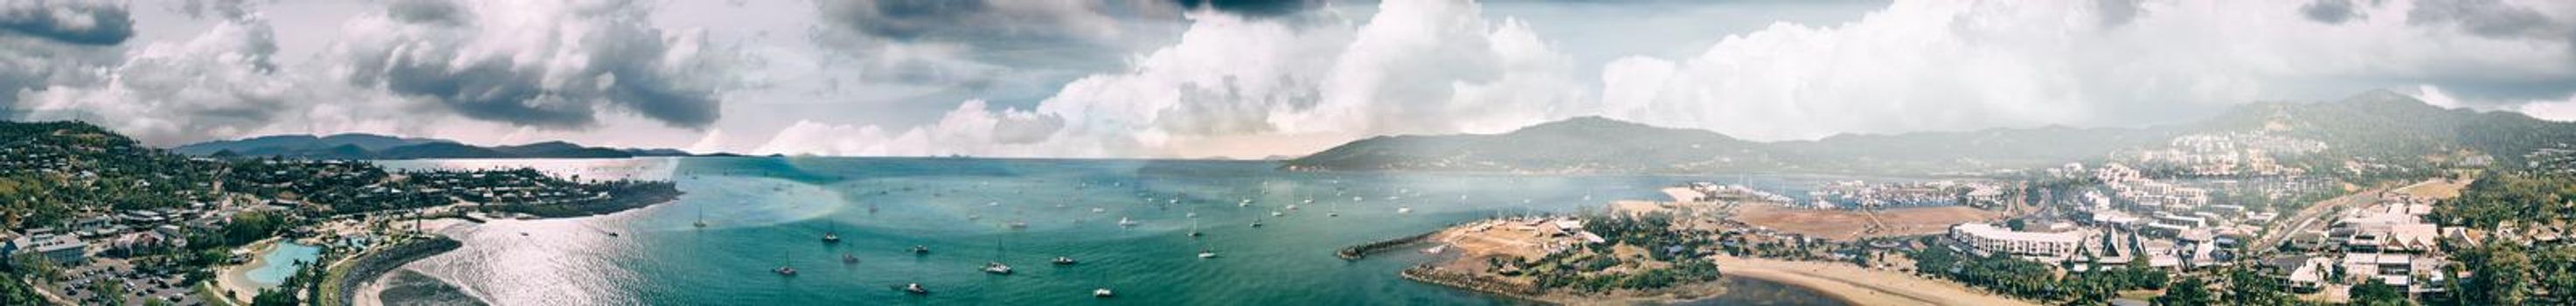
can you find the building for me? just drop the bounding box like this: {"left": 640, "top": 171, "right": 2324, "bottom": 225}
{"left": 1951, "top": 223, "right": 2091, "bottom": 259}
{"left": 7, "top": 233, "right": 88, "bottom": 264}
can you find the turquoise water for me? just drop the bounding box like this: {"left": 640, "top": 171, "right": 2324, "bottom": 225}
{"left": 246, "top": 241, "right": 320, "bottom": 286}
{"left": 392, "top": 157, "right": 1865, "bottom": 305}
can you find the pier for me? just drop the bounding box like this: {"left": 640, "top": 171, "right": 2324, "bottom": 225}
{"left": 1337, "top": 230, "right": 1439, "bottom": 260}
{"left": 1398, "top": 265, "right": 1545, "bottom": 302}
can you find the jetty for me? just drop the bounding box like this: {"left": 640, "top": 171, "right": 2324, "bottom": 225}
{"left": 1337, "top": 230, "right": 1440, "bottom": 260}
{"left": 1398, "top": 265, "right": 1544, "bottom": 301}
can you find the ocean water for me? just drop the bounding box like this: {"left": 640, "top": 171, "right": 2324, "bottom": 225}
{"left": 385, "top": 157, "right": 1864, "bottom": 305}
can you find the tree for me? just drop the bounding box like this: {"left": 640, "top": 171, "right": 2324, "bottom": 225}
{"left": 2224, "top": 268, "right": 2300, "bottom": 306}
{"left": 2154, "top": 277, "right": 2216, "bottom": 306}
{"left": 2468, "top": 244, "right": 2535, "bottom": 305}
{"left": 249, "top": 288, "right": 297, "bottom": 306}
{"left": 2349, "top": 282, "right": 2408, "bottom": 306}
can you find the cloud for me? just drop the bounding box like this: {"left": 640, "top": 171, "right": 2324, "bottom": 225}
{"left": 336, "top": 0, "right": 741, "bottom": 129}
{"left": 0, "top": 0, "right": 132, "bottom": 115}
{"left": 760, "top": 0, "right": 1590, "bottom": 157}
{"left": 754, "top": 100, "right": 1080, "bottom": 156}
{"left": 0, "top": 0, "right": 135, "bottom": 45}
{"left": 2406, "top": 0, "right": 2566, "bottom": 40}
{"left": 2302, "top": 0, "right": 2366, "bottom": 24}
{"left": 17, "top": 12, "right": 292, "bottom": 145}
{"left": 1595, "top": 0, "right": 2576, "bottom": 141}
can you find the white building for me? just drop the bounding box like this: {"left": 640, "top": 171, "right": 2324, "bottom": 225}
{"left": 1951, "top": 223, "right": 2092, "bottom": 259}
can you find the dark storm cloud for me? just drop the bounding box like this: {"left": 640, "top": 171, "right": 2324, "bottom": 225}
{"left": 2301, "top": 0, "right": 2363, "bottom": 24}
{"left": 387, "top": 0, "right": 468, "bottom": 25}
{"left": 0, "top": 0, "right": 135, "bottom": 45}
{"left": 1176, "top": 0, "right": 1325, "bottom": 17}
{"left": 2406, "top": 0, "right": 2566, "bottom": 40}
{"left": 349, "top": 0, "right": 728, "bottom": 129}
{"left": 2095, "top": 0, "right": 2142, "bottom": 28}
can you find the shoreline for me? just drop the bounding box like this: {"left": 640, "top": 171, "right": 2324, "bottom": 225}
{"left": 1710, "top": 255, "right": 2038, "bottom": 306}
{"left": 213, "top": 238, "right": 285, "bottom": 304}
{"left": 317, "top": 236, "right": 463, "bottom": 306}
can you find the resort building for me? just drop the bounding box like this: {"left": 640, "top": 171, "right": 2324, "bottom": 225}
{"left": 5, "top": 233, "right": 89, "bottom": 264}
{"left": 1950, "top": 223, "right": 2092, "bottom": 259}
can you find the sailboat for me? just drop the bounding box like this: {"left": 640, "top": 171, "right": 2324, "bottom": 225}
{"left": 1188, "top": 218, "right": 1202, "bottom": 237}
{"left": 822, "top": 224, "right": 841, "bottom": 243}
{"left": 983, "top": 229, "right": 1013, "bottom": 275}
{"left": 774, "top": 251, "right": 798, "bottom": 276}
{"left": 693, "top": 208, "right": 708, "bottom": 228}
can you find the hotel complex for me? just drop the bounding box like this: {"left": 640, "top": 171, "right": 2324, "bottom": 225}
{"left": 1949, "top": 223, "right": 2092, "bottom": 259}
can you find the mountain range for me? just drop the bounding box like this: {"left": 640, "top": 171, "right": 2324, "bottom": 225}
{"left": 1284, "top": 91, "right": 2576, "bottom": 175}
{"left": 171, "top": 134, "right": 732, "bottom": 159}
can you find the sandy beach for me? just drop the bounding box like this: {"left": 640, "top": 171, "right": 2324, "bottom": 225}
{"left": 213, "top": 238, "right": 285, "bottom": 304}
{"left": 1711, "top": 255, "right": 2038, "bottom": 306}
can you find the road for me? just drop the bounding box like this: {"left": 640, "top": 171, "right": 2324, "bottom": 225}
{"left": 2249, "top": 186, "right": 2385, "bottom": 254}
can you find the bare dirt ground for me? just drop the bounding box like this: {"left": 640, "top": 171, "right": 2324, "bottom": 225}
{"left": 1729, "top": 204, "right": 2004, "bottom": 241}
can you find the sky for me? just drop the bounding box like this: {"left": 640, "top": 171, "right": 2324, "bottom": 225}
{"left": 3, "top": 0, "right": 2573, "bottom": 159}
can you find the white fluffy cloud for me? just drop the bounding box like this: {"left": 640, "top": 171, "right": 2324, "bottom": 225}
{"left": 1601, "top": 0, "right": 2574, "bottom": 141}
{"left": 17, "top": 11, "right": 290, "bottom": 144}
{"left": 336, "top": 0, "right": 742, "bottom": 129}
{"left": 759, "top": 0, "right": 1591, "bottom": 157}
{"left": 761, "top": 0, "right": 2576, "bottom": 157}
{"left": 10, "top": 0, "right": 746, "bottom": 147}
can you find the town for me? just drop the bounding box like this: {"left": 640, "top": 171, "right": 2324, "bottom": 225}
{"left": 0, "top": 122, "right": 679, "bottom": 306}
{"left": 1389, "top": 128, "right": 2574, "bottom": 305}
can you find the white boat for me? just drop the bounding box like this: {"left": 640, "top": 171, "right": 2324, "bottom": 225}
{"left": 1398, "top": 206, "right": 1413, "bottom": 214}
{"left": 1092, "top": 207, "right": 1107, "bottom": 213}
{"left": 982, "top": 261, "right": 1013, "bottom": 275}
{"left": 1269, "top": 211, "right": 1283, "bottom": 217}
{"left": 1185, "top": 212, "right": 1198, "bottom": 219}
{"left": 1422, "top": 245, "right": 1448, "bottom": 254}
{"left": 901, "top": 283, "right": 928, "bottom": 295}
{"left": 1285, "top": 205, "right": 1299, "bottom": 211}
{"left": 1094, "top": 288, "right": 1115, "bottom": 297}
{"left": 1198, "top": 250, "right": 1218, "bottom": 259}
{"left": 1117, "top": 217, "right": 1139, "bottom": 227}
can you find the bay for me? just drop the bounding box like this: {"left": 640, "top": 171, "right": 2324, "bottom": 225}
{"left": 377, "top": 157, "right": 1868, "bottom": 305}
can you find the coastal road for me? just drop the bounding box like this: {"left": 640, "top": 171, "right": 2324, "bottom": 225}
{"left": 2249, "top": 186, "right": 2385, "bottom": 254}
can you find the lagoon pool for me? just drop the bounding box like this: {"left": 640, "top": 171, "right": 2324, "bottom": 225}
{"left": 246, "top": 242, "right": 321, "bottom": 286}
